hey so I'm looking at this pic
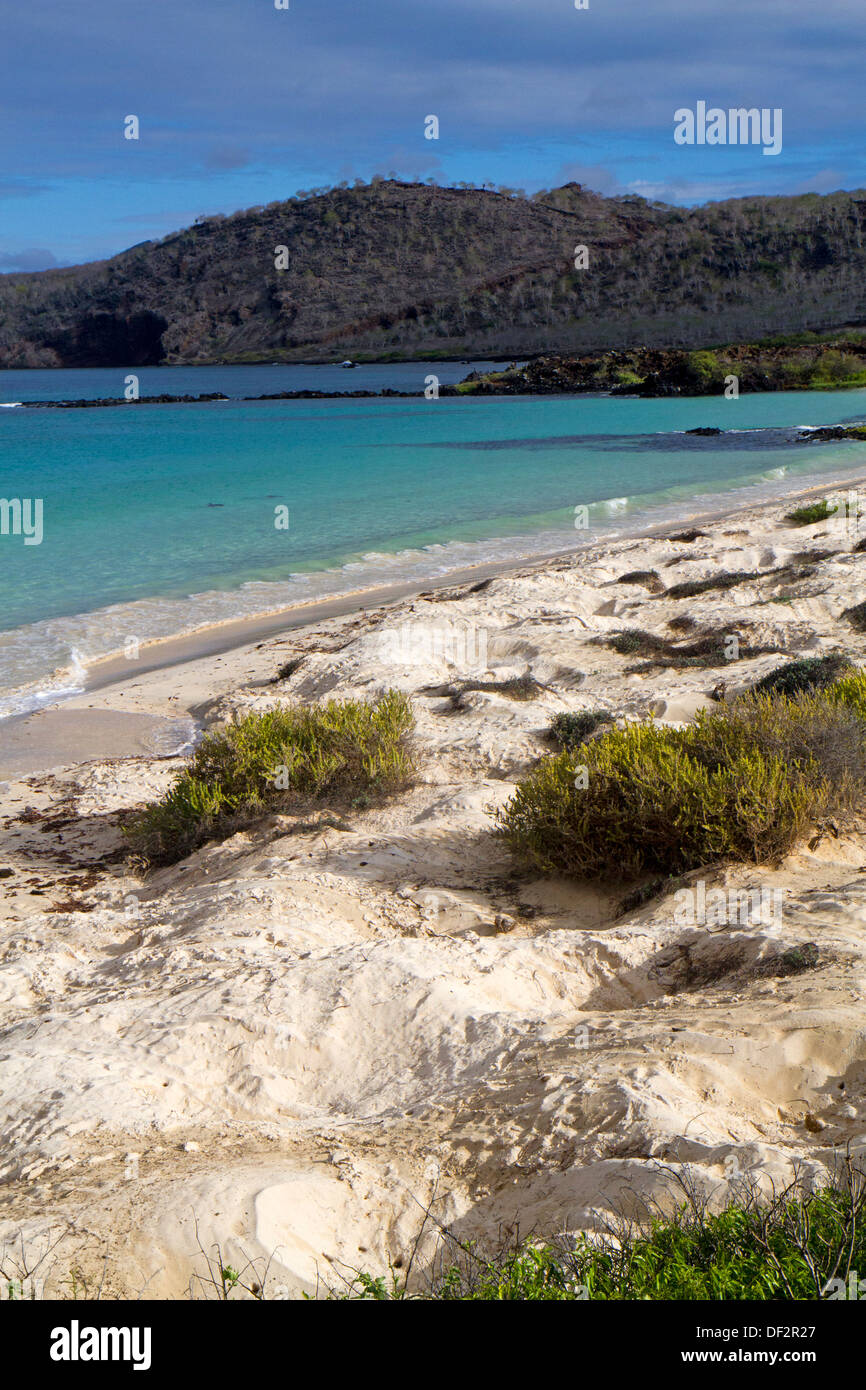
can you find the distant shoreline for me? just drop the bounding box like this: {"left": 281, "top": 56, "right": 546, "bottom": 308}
{"left": 10, "top": 338, "right": 866, "bottom": 406}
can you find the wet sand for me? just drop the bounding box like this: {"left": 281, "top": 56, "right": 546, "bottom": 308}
{"left": 0, "top": 708, "right": 196, "bottom": 781}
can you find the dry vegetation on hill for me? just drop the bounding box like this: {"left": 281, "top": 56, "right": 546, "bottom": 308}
{"left": 3, "top": 180, "right": 866, "bottom": 366}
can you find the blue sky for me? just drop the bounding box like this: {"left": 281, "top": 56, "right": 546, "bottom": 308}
{"left": 1, "top": 0, "right": 864, "bottom": 271}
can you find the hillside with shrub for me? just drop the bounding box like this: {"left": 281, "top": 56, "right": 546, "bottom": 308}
{"left": 3, "top": 180, "right": 866, "bottom": 366}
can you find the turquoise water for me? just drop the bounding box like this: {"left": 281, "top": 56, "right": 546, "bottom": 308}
{"left": 2, "top": 368, "right": 866, "bottom": 710}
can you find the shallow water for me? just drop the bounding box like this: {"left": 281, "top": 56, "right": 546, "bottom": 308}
{"left": 2, "top": 364, "right": 866, "bottom": 714}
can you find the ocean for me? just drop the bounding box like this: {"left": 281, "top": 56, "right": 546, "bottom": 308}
{"left": 2, "top": 362, "right": 866, "bottom": 717}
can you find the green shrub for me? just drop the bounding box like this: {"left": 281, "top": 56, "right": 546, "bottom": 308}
{"left": 825, "top": 666, "right": 866, "bottom": 719}
{"left": 613, "top": 368, "right": 642, "bottom": 387}
{"left": 616, "top": 569, "right": 664, "bottom": 594}
{"left": 341, "top": 1175, "right": 866, "bottom": 1300}
{"left": 752, "top": 653, "right": 854, "bottom": 697}
{"left": 842, "top": 600, "right": 866, "bottom": 632}
{"left": 688, "top": 692, "right": 866, "bottom": 804}
{"left": 494, "top": 687, "right": 866, "bottom": 879}
{"left": 495, "top": 717, "right": 818, "bottom": 879}
{"left": 462, "top": 674, "right": 541, "bottom": 701}
{"left": 785, "top": 499, "right": 837, "bottom": 527}
{"left": 664, "top": 569, "right": 758, "bottom": 599}
{"left": 128, "top": 691, "right": 414, "bottom": 865}
{"left": 811, "top": 349, "right": 866, "bottom": 384}
{"left": 684, "top": 349, "right": 724, "bottom": 392}
{"left": 548, "top": 709, "right": 611, "bottom": 751}
{"left": 606, "top": 628, "right": 666, "bottom": 656}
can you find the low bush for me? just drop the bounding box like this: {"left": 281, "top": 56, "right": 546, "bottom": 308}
{"left": 616, "top": 569, "right": 664, "bottom": 594}
{"left": 664, "top": 569, "right": 760, "bottom": 599}
{"left": 496, "top": 720, "right": 816, "bottom": 879}
{"left": 341, "top": 1171, "right": 866, "bottom": 1300}
{"left": 606, "top": 626, "right": 777, "bottom": 670}
{"left": 688, "top": 691, "right": 866, "bottom": 805}
{"left": 548, "top": 709, "right": 611, "bottom": 751}
{"left": 842, "top": 600, "right": 866, "bottom": 631}
{"left": 605, "top": 628, "right": 666, "bottom": 656}
{"left": 785, "top": 499, "right": 837, "bottom": 527}
{"left": 752, "top": 653, "right": 854, "bottom": 697}
{"left": 128, "top": 691, "right": 414, "bottom": 866}
{"left": 825, "top": 666, "right": 866, "bottom": 719}
{"left": 495, "top": 687, "right": 866, "bottom": 879}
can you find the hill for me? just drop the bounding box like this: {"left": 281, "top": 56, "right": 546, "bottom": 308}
{"left": 3, "top": 180, "right": 866, "bottom": 367}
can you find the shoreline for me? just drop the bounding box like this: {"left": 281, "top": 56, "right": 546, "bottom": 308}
{"left": 50, "top": 466, "right": 866, "bottom": 694}
{"left": 1, "top": 465, "right": 864, "bottom": 781}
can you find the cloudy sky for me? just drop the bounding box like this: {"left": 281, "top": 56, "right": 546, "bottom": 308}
{"left": 1, "top": 0, "right": 863, "bottom": 271}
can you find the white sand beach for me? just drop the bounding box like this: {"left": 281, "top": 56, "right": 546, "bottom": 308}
{"left": 2, "top": 474, "right": 866, "bottom": 1297}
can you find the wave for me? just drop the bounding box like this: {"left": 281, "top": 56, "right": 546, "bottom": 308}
{"left": 0, "top": 649, "right": 87, "bottom": 720}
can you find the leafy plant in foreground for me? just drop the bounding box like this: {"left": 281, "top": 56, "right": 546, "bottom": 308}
{"left": 128, "top": 690, "right": 414, "bottom": 865}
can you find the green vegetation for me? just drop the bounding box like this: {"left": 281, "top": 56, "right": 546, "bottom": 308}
{"left": 664, "top": 569, "right": 761, "bottom": 599}
{"left": 603, "top": 626, "right": 777, "bottom": 669}
{"left": 606, "top": 628, "right": 661, "bottom": 655}
{"left": 827, "top": 666, "right": 866, "bottom": 718}
{"left": 495, "top": 682, "right": 866, "bottom": 879}
{"left": 616, "top": 569, "right": 664, "bottom": 593}
{"left": 842, "top": 601, "right": 866, "bottom": 632}
{"left": 753, "top": 653, "right": 853, "bottom": 697}
{"left": 785, "top": 499, "right": 838, "bottom": 527}
{"left": 684, "top": 349, "right": 724, "bottom": 391}
{"left": 809, "top": 350, "right": 866, "bottom": 388}
{"left": 340, "top": 1173, "right": 866, "bottom": 1300}
{"left": 128, "top": 691, "right": 414, "bottom": 866}
{"left": 548, "top": 709, "right": 612, "bottom": 750}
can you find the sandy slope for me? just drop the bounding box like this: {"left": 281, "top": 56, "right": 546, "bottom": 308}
{"left": 2, "top": 485, "right": 866, "bottom": 1298}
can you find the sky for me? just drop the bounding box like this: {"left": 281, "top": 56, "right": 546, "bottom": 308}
{"left": 1, "top": 0, "right": 864, "bottom": 271}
